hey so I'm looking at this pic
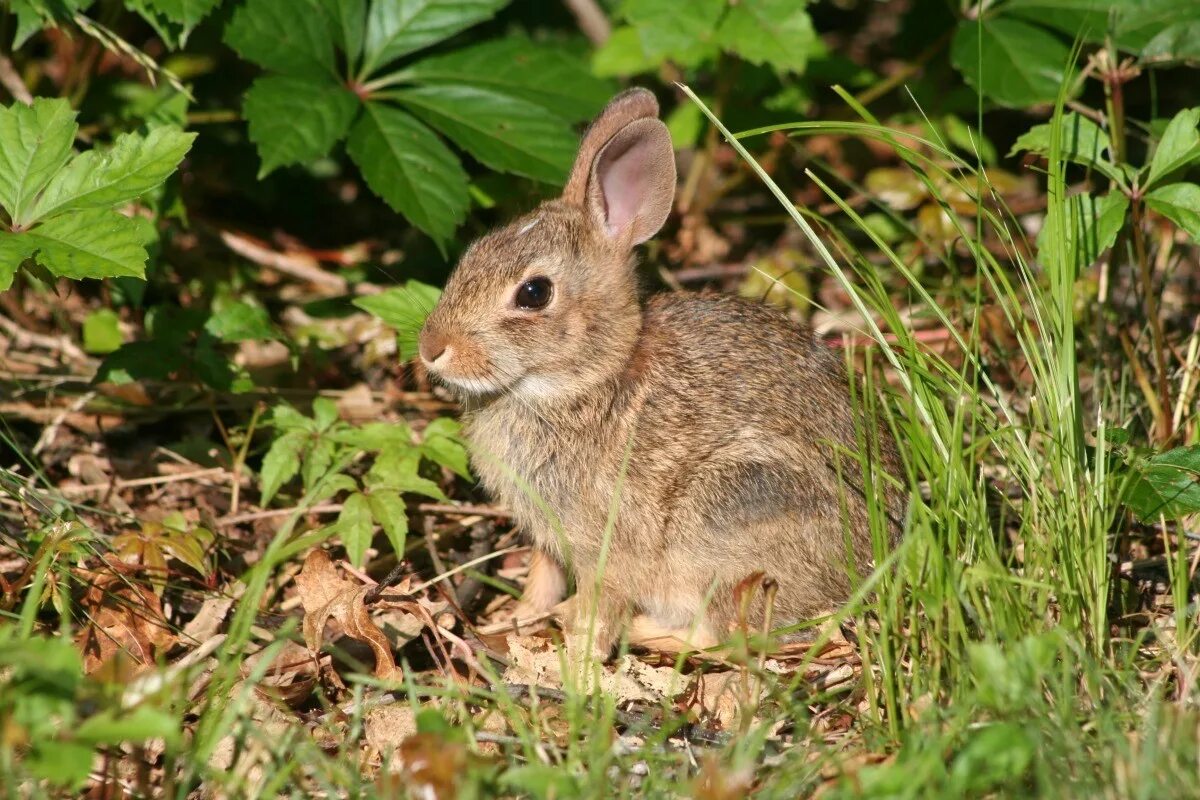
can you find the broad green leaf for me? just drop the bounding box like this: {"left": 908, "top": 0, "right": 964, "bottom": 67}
{"left": 1003, "top": 0, "right": 1114, "bottom": 44}
{"left": 28, "top": 126, "right": 196, "bottom": 223}
{"left": 1146, "top": 182, "right": 1200, "bottom": 241}
{"left": 8, "top": 0, "right": 91, "bottom": 49}
{"left": 271, "top": 403, "right": 317, "bottom": 433}
{"left": 353, "top": 279, "right": 441, "bottom": 360}
{"left": 361, "top": 0, "right": 510, "bottom": 76}
{"left": 666, "top": 101, "right": 703, "bottom": 149}
{"left": 83, "top": 308, "right": 122, "bottom": 354}
{"left": 394, "top": 85, "right": 576, "bottom": 183}
{"left": 420, "top": 416, "right": 470, "bottom": 479}
{"left": 366, "top": 448, "right": 447, "bottom": 500}
{"left": 204, "top": 299, "right": 276, "bottom": 342}
{"left": 313, "top": 396, "right": 340, "bottom": 431}
{"left": 1037, "top": 191, "right": 1128, "bottom": 277}
{"left": 25, "top": 209, "right": 155, "bottom": 281}
{"left": 346, "top": 103, "right": 468, "bottom": 250}
{"left": 622, "top": 0, "right": 724, "bottom": 67}
{"left": 0, "top": 98, "right": 77, "bottom": 225}
{"left": 366, "top": 489, "right": 409, "bottom": 555}
{"left": 302, "top": 435, "right": 336, "bottom": 490}
{"left": 1146, "top": 107, "right": 1200, "bottom": 189}
{"left": 320, "top": 0, "right": 367, "bottom": 65}
{"left": 0, "top": 232, "right": 37, "bottom": 291}
{"left": 1125, "top": 445, "right": 1200, "bottom": 521}
{"left": 592, "top": 26, "right": 656, "bottom": 77}
{"left": 243, "top": 75, "right": 359, "bottom": 177}
{"left": 337, "top": 491, "right": 375, "bottom": 566}
{"left": 715, "top": 0, "right": 817, "bottom": 74}
{"left": 127, "top": 0, "right": 221, "bottom": 45}
{"left": 28, "top": 741, "right": 93, "bottom": 790}
{"left": 224, "top": 0, "right": 338, "bottom": 81}
{"left": 399, "top": 35, "right": 613, "bottom": 122}
{"left": 260, "top": 429, "right": 306, "bottom": 505}
{"left": 329, "top": 420, "right": 413, "bottom": 449}
{"left": 1113, "top": 0, "right": 1200, "bottom": 54}
{"left": 76, "top": 706, "right": 181, "bottom": 747}
{"left": 1009, "top": 113, "right": 1123, "bottom": 183}
{"left": 1139, "top": 19, "right": 1200, "bottom": 64}
{"left": 950, "top": 19, "right": 1071, "bottom": 107}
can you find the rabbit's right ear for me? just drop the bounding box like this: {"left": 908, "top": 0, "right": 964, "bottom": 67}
{"left": 562, "top": 88, "right": 676, "bottom": 246}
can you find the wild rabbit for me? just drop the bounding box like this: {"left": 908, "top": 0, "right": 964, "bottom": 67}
{"left": 418, "top": 88, "right": 905, "bottom": 657}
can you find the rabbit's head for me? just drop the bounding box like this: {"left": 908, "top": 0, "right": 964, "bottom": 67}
{"left": 418, "top": 88, "right": 676, "bottom": 401}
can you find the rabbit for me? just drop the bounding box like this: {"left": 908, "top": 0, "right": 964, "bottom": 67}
{"left": 417, "top": 88, "right": 905, "bottom": 658}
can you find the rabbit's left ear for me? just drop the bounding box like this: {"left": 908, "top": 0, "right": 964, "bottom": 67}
{"left": 584, "top": 116, "right": 676, "bottom": 245}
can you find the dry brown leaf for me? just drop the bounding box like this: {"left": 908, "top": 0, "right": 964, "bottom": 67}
{"left": 75, "top": 567, "right": 175, "bottom": 674}
{"left": 364, "top": 704, "right": 419, "bottom": 768}
{"left": 241, "top": 641, "right": 319, "bottom": 708}
{"left": 296, "top": 549, "right": 401, "bottom": 681}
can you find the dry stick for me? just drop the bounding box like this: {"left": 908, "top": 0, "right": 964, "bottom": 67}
{"left": 218, "top": 229, "right": 349, "bottom": 294}
{"left": 0, "top": 54, "right": 32, "bottom": 104}
{"left": 0, "top": 313, "right": 93, "bottom": 365}
{"left": 58, "top": 467, "right": 236, "bottom": 496}
{"left": 32, "top": 390, "right": 95, "bottom": 456}
{"left": 562, "top": 0, "right": 610, "bottom": 45}
{"left": 217, "top": 502, "right": 506, "bottom": 527}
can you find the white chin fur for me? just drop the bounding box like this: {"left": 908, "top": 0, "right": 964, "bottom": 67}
{"left": 439, "top": 375, "right": 505, "bottom": 396}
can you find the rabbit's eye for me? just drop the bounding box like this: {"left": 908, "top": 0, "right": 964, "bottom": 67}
{"left": 514, "top": 277, "right": 553, "bottom": 310}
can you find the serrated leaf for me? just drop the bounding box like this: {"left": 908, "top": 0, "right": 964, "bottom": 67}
{"left": 1009, "top": 113, "right": 1123, "bottom": 183}
{"left": 319, "top": 0, "right": 367, "bottom": 65}
{"left": 8, "top": 0, "right": 90, "bottom": 50}
{"left": 394, "top": 85, "right": 576, "bottom": 184}
{"left": 951, "top": 19, "right": 1071, "bottom": 108}
{"left": 1146, "top": 107, "right": 1200, "bottom": 189}
{"left": 302, "top": 435, "right": 336, "bottom": 490}
{"left": 127, "top": 0, "right": 221, "bottom": 46}
{"left": 346, "top": 103, "right": 468, "bottom": 250}
{"left": 0, "top": 232, "right": 37, "bottom": 291}
{"left": 24, "top": 209, "right": 155, "bottom": 281}
{"left": 0, "top": 98, "right": 77, "bottom": 225}
{"left": 243, "top": 75, "right": 359, "bottom": 177}
{"left": 352, "top": 279, "right": 440, "bottom": 360}
{"left": 1125, "top": 445, "right": 1200, "bottom": 521}
{"left": 28, "top": 126, "right": 196, "bottom": 223}
{"left": 715, "top": 0, "right": 816, "bottom": 74}
{"left": 366, "top": 449, "right": 447, "bottom": 500}
{"left": 313, "top": 396, "right": 340, "bottom": 431}
{"left": 204, "top": 299, "right": 276, "bottom": 342}
{"left": 260, "top": 429, "right": 306, "bottom": 505}
{"left": 622, "top": 0, "right": 724, "bottom": 67}
{"left": 271, "top": 403, "right": 317, "bottom": 433}
{"left": 592, "top": 26, "right": 656, "bottom": 77}
{"left": 420, "top": 416, "right": 470, "bottom": 479}
{"left": 83, "top": 308, "right": 122, "bottom": 354}
{"left": 329, "top": 420, "right": 413, "bottom": 449}
{"left": 1037, "top": 191, "right": 1128, "bottom": 277}
{"left": 399, "top": 35, "right": 613, "bottom": 122}
{"left": 224, "top": 0, "right": 339, "bottom": 81}
{"left": 337, "top": 491, "right": 375, "bottom": 566}
{"left": 361, "top": 0, "right": 509, "bottom": 76}
{"left": 366, "top": 489, "right": 408, "bottom": 555}
{"left": 1146, "top": 182, "right": 1200, "bottom": 240}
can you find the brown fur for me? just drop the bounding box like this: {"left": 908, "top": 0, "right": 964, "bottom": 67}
{"left": 417, "top": 89, "right": 905, "bottom": 656}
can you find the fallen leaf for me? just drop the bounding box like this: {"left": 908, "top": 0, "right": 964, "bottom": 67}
{"left": 75, "top": 567, "right": 175, "bottom": 674}
{"left": 365, "top": 704, "right": 419, "bottom": 768}
{"left": 242, "top": 641, "right": 319, "bottom": 707}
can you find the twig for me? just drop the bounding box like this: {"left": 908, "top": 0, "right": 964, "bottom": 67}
{"left": 32, "top": 390, "right": 95, "bottom": 456}
{"left": 218, "top": 229, "right": 348, "bottom": 294}
{"left": 58, "top": 467, "right": 238, "bottom": 496}
{"left": 563, "top": 0, "right": 610, "bottom": 45}
{"left": 417, "top": 503, "right": 510, "bottom": 518}
{"left": 0, "top": 54, "right": 33, "bottom": 105}
{"left": 0, "top": 313, "right": 92, "bottom": 365}
{"left": 218, "top": 503, "right": 343, "bottom": 526}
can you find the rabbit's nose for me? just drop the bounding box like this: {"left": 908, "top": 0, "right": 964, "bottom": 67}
{"left": 419, "top": 329, "right": 450, "bottom": 366}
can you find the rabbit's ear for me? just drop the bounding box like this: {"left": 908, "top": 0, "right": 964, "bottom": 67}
{"left": 562, "top": 88, "right": 675, "bottom": 245}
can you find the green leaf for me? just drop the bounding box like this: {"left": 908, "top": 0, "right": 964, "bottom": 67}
{"left": 302, "top": 435, "right": 336, "bottom": 490}
{"left": 1037, "top": 191, "right": 1128, "bottom": 277}
{"left": 271, "top": 403, "right": 318, "bottom": 433}
{"left": 1125, "top": 446, "right": 1200, "bottom": 521}
{"left": 329, "top": 420, "right": 413, "bottom": 449}
{"left": 353, "top": 279, "right": 441, "bottom": 360}
{"left": 0, "top": 232, "right": 37, "bottom": 291}
{"left": 28, "top": 740, "right": 93, "bottom": 789}
{"left": 224, "top": 0, "right": 338, "bottom": 81}
{"left": 313, "top": 396, "right": 340, "bottom": 431}
{"left": 24, "top": 209, "right": 155, "bottom": 281}
{"left": 1146, "top": 107, "right": 1200, "bottom": 189}
{"left": 260, "top": 429, "right": 306, "bottom": 505}
{"left": 361, "top": 0, "right": 510, "bottom": 75}
{"left": 950, "top": 19, "right": 1071, "bottom": 108}
{"left": 1139, "top": 19, "right": 1200, "bottom": 64}
{"left": 1009, "top": 112, "right": 1122, "bottom": 183}
{"left": 367, "top": 448, "right": 447, "bottom": 500}
{"left": 243, "top": 76, "right": 359, "bottom": 177}
{"left": 127, "top": 0, "right": 221, "bottom": 45}
{"left": 7, "top": 0, "right": 90, "bottom": 50}
{"left": 28, "top": 126, "right": 196, "bottom": 223}
{"left": 337, "top": 491, "right": 375, "bottom": 566}
{"left": 420, "top": 416, "right": 470, "bottom": 479}
{"left": 399, "top": 35, "right": 613, "bottom": 122}
{"left": 394, "top": 85, "right": 576, "bottom": 184}
{"left": 715, "top": 0, "right": 816, "bottom": 74}
{"left": 1003, "top": 0, "right": 1114, "bottom": 44}
{"left": 621, "top": 0, "right": 724, "bottom": 67}
{"left": 366, "top": 489, "right": 409, "bottom": 555}
{"left": 592, "top": 26, "right": 656, "bottom": 78}
{"left": 1146, "top": 182, "right": 1200, "bottom": 241}
{"left": 320, "top": 0, "right": 367, "bottom": 65}
{"left": 204, "top": 300, "right": 276, "bottom": 342}
{"left": 83, "top": 308, "right": 123, "bottom": 354}
{"left": 0, "top": 98, "right": 77, "bottom": 225}
{"left": 76, "top": 706, "right": 181, "bottom": 747}
{"left": 346, "top": 102, "right": 468, "bottom": 250}
{"left": 1113, "top": 0, "right": 1200, "bottom": 55}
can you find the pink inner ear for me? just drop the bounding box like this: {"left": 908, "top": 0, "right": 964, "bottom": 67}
{"left": 600, "top": 137, "right": 655, "bottom": 239}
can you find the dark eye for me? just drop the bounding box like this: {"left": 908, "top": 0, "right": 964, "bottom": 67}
{"left": 514, "top": 277, "right": 553, "bottom": 310}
